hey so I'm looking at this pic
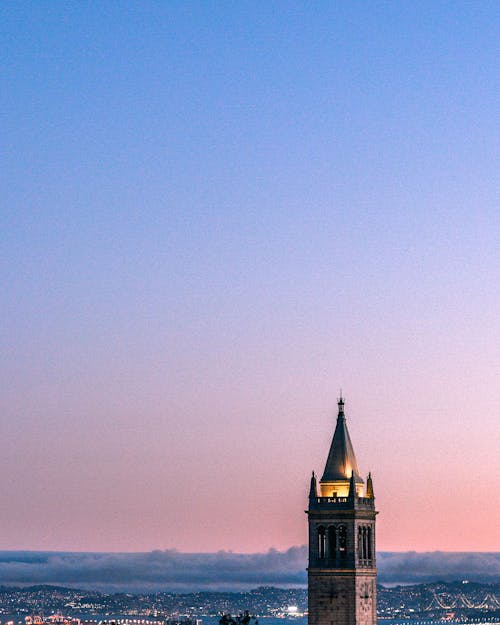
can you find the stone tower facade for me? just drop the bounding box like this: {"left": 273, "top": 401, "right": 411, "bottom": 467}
{"left": 307, "top": 397, "right": 377, "bottom": 625}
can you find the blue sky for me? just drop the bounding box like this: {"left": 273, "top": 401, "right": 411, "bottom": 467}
{"left": 1, "top": 2, "right": 499, "bottom": 552}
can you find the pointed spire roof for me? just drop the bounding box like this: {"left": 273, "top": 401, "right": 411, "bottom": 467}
{"left": 366, "top": 472, "right": 374, "bottom": 498}
{"left": 309, "top": 471, "right": 318, "bottom": 499}
{"left": 321, "top": 395, "right": 364, "bottom": 484}
{"left": 348, "top": 469, "right": 356, "bottom": 498}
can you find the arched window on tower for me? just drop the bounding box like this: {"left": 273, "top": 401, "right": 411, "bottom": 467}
{"left": 367, "top": 526, "right": 372, "bottom": 563}
{"left": 318, "top": 526, "right": 326, "bottom": 559}
{"left": 328, "top": 526, "right": 337, "bottom": 559}
{"left": 358, "top": 526, "right": 363, "bottom": 562}
{"left": 338, "top": 525, "right": 347, "bottom": 559}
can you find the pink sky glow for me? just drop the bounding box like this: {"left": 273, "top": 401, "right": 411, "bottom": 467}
{"left": 2, "top": 3, "right": 499, "bottom": 555}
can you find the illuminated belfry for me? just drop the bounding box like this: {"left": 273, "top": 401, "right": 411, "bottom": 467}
{"left": 307, "top": 396, "right": 377, "bottom": 625}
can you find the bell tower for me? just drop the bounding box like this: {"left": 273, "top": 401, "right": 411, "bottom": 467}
{"left": 307, "top": 396, "right": 377, "bottom": 625}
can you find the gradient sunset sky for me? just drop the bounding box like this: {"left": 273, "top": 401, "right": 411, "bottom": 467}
{"left": 2, "top": 2, "right": 499, "bottom": 554}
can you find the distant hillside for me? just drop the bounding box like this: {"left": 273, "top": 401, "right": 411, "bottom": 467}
{"left": 0, "top": 580, "right": 498, "bottom": 620}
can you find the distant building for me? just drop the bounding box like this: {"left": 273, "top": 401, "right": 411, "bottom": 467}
{"left": 307, "top": 396, "right": 377, "bottom": 625}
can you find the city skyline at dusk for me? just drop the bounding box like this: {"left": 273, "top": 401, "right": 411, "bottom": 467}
{"left": 2, "top": 3, "right": 499, "bottom": 556}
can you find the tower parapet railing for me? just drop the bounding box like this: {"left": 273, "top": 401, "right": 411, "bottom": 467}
{"left": 309, "top": 495, "right": 375, "bottom": 510}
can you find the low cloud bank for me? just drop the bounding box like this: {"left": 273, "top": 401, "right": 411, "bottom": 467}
{"left": 377, "top": 551, "right": 499, "bottom": 585}
{"left": 0, "top": 549, "right": 498, "bottom": 593}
